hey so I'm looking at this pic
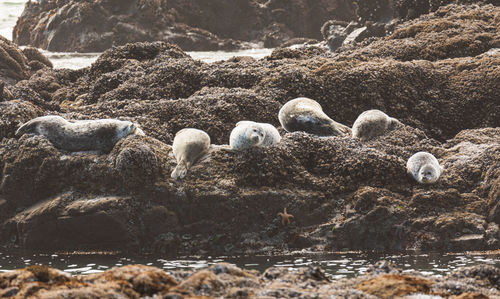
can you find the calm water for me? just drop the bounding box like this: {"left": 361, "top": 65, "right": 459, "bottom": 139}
{"left": 0, "top": 0, "right": 273, "bottom": 68}
{"left": 0, "top": 251, "right": 498, "bottom": 278}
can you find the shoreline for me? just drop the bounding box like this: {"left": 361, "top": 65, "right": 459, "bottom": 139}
{"left": 1, "top": 262, "right": 499, "bottom": 298}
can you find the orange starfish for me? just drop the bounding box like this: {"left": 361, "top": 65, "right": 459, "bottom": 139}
{"left": 278, "top": 208, "right": 294, "bottom": 226}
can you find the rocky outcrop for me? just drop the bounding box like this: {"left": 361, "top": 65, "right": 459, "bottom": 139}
{"left": 0, "top": 263, "right": 499, "bottom": 298}
{"left": 12, "top": 0, "right": 357, "bottom": 52}
{"left": 0, "top": 35, "right": 52, "bottom": 90}
{"left": 322, "top": 2, "right": 500, "bottom": 52}
{"left": 0, "top": 4, "right": 499, "bottom": 255}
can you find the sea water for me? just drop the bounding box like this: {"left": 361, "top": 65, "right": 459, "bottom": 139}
{"left": 0, "top": 0, "right": 25, "bottom": 40}
{"left": 0, "top": 251, "right": 498, "bottom": 277}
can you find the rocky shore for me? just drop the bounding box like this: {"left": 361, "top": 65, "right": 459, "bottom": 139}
{"left": 0, "top": 3, "right": 499, "bottom": 257}
{"left": 0, "top": 262, "right": 499, "bottom": 298}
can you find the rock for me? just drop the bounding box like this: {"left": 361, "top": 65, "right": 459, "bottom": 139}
{"left": 356, "top": 274, "right": 434, "bottom": 297}
{"left": 0, "top": 36, "right": 30, "bottom": 85}
{"left": 321, "top": 20, "right": 353, "bottom": 50}
{"left": 0, "top": 36, "right": 53, "bottom": 85}
{"left": 22, "top": 47, "right": 53, "bottom": 71}
{"left": 0, "top": 4, "right": 499, "bottom": 255}
{"left": 394, "top": 0, "right": 500, "bottom": 20}
{"left": 1, "top": 263, "right": 498, "bottom": 298}
{"left": 451, "top": 264, "right": 500, "bottom": 289}
{"left": 13, "top": 0, "right": 357, "bottom": 52}
{"left": 342, "top": 4, "right": 500, "bottom": 61}
{"left": 0, "top": 100, "right": 44, "bottom": 140}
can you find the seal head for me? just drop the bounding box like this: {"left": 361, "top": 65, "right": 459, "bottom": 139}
{"left": 407, "top": 151, "right": 443, "bottom": 184}
{"left": 278, "top": 97, "right": 351, "bottom": 136}
{"left": 230, "top": 121, "right": 280, "bottom": 150}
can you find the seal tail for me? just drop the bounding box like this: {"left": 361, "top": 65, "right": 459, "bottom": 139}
{"left": 15, "top": 119, "right": 37, "bottom": 137}
{"left": 171, "top": 162, "right": 188, "bottom": 180}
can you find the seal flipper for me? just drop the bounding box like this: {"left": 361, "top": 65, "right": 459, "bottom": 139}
{"left": 171, "top": 161, "right": 188, "bottom": 180}
{"left": 330, "top": 120, "right": 352, "bottom": 135}
{"left": 15, "top": 119, "right": 39, "bottom": 137}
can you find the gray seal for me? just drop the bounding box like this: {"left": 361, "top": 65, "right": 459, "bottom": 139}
{"left": 407, "top": 152, "right": 444, "bottom": 184}
{"left": 352, "top": 109, "right": 401, "bottom": 141}
{"left": 15, "top": 115, "right": 144, "bottom": 153}
{"left": 171, "top": 128, "right": 211, "bottom": 180}
{"left": 278, "top": 97, "right": 351, "bottom": 136}
{"left": 229, "top": 121, "right": 281, "bottom": 150}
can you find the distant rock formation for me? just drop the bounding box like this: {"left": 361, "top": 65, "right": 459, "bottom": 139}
{"left": 12, "top": 0, "right": 357, "bottom": 52}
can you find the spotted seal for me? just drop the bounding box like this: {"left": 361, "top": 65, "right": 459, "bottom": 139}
{"left": 171, "top": 128, "right": 211, "bottom": 180}
{"left": 407, "top": 152, "right": 443, "bottom": 184}
{"left": 229, "top": 121, "right": 281, "bottom": 150}
{"left": 352, "top": 109, "right": 401, "bottom": 141}
{"left": 15, "top": 115, "right": 144, "bottom": 153}
{"left": 278, "top": 97, "right": 351, "bottom": 136}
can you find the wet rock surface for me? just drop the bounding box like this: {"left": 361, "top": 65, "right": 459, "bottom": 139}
{"left": 0, "top": 4, "right": 499, "bottom": 256}
{"left": 12, "top": 0, "right": 357, "bottom": 52}
{"left": 0, "top": 263, "right": 498, "bottom": 298}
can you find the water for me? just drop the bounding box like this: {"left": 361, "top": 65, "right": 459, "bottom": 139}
{"left": 0, "top": 0, "right": 25, "bottom": 40}
{"left": 40, "top": 48, "right": 273, "bottom": 69}
{"left": 0, "top": 0, "right": 273, "bottom": 69}
{"left": 0, "top": 251, "right": 498, "bottom": 278}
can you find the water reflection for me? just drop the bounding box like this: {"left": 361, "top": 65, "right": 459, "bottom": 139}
{"left": 0, "top": 251, "right": 498, "bottom": 278}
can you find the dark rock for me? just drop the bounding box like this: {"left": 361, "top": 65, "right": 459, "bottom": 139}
{"left": 0, "top": 36, "right": 30, "bottom": 85}
{"left": 13, "top": 0, "right": 357, "bottom": 52}
{"left": 321, "top": 20, "right": 353, "bottom": 50}
{"left": 0, "top": 36, "right": 53, "bottom": 86}
{"left": 22, "top": 47, "right": 53, "bottom": 69}
{"left": 0, "top": 100, "right": 44, "bottom": 140}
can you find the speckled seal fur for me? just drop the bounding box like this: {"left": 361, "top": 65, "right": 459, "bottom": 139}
{"left": 171, "top": 128, "right": 211, "bottom": 180}
{"left": 229, "top": 121, "right": 281, "bottom": 150}
{"left": 407, "top": 151, "right": 443, "bottom": 184}
{"left": 278, "top": 97, "right": 351, "bottom": 136}
{"left": 352, "top": 109, "right": 401, "bottom": 141}
{"left": 15, "top": 115, "right": 144, "bottom": 153}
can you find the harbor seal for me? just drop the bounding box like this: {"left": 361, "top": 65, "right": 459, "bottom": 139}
{"left": 229, "top": 121, "right": 281, "bottom": 150}
{"left": 407, "top": 152, "right": 444, "bottom": 184}
{"left": 15, "top": 115, "right": 145, "bottom": 153}
{"left": 278, "top": 97, "right": 351, "bottom": 136}
{"left": 171, "top": 128, "right": 211, "bottom": 180}
{"left": 352, "top": 109, "right": 401, "bottom": 141}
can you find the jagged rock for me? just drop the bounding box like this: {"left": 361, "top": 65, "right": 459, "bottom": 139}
{"left": 0, "top": 36, "right": 52, "bottom": 85}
